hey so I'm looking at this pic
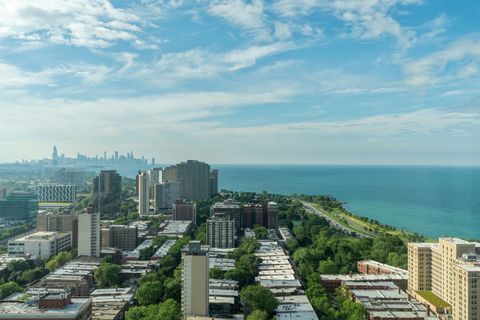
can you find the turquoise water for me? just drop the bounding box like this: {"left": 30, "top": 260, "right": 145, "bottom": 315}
{"left": 215, "top": 165, "right": 480, "bottom": 239}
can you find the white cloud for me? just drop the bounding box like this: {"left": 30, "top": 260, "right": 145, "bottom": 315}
{"left": 0, "top": 0, "right": 144, "bottom": 48}
{"left": 136, "top": 42, "right": 293, "bottom": 84}
{"left": 273, "top": 0, "right": 421, "bottom": 47}
{"left": 404, "top": 37, "right": 480, "bottom": 86}
{"left": 208, "top": 0, "right": 270, "bottom": 40}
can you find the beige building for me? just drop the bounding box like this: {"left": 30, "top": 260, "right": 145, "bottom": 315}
{"left": 78, "top": 210, "right": 100, "bottom": 257}
{"left": 182, "top": 241, "right": 209, "bottom": 317}
{"left": 408, "top": 238, "right": 480, "bottom": 320}
{"left": 37, "top": 212, "right": 78, "bottom": 247}
{"left": 206, "top": 213, "right": 235, "bottom": 248}
{"left": 100, "top": 225, "right": 137, "bottom": 251}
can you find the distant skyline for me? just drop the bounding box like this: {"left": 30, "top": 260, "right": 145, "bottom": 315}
{"left": 0, "top": 1, "right": 479, "bottom": 165}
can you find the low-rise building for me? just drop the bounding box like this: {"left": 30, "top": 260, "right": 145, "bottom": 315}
{"left": 320, "top": 273, "right": 409, "bottom": 293}
{"left": 8, "top": 231, "right": 72, "bottom": 260}
{"left": 158, "top": 220, "right": 193, "bottom": 237}
{"left": 90, "top": 288, "right": 134, "bottom": 320}
{"left": 357, "top": 260, "right": 408, "bottom": 276}
{"left": 0, "top": 289, "right": 92, "bottom": 320}
{"left": 100, "top": 224, "right": 138, "bottom": 251}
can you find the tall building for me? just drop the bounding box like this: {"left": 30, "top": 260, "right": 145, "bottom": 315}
{"left": 137, "top": 172, "right": 150, "bottom": 217}
{"left": 52, "top": 145, "right": 59, "bottom": 166}
{"left": 53, "top": 168, "right": 86, "bottom": 188}
{"left": 148, "top": 167, "right": 163, "bottom": 185}
{"left": 211, "top": 199, "right": 241, "bottom": 235}
{"left": 0, "top": 192, "right": 38, "bottom": 220}
{"left": 408, "top": 238, "right": 480, "bottom": 320}
{"left": 154, "top": 181, "right": 180, "bottom": 210}
{"left": 37, "top": 184, "right": 77, "bottom": 203}
{"left": 182, "top": 241, "right": 209, "bottom": 317}
{"left": 210, "top": 169, "right": 219, "bottom": 196}
{"left": 242, "top": 202, "right": 278, "bottom": 229}
{"left": 93, "top": 170, "right": 122, "bottom": 218}
{"left": 100, "top": 225, "right": 137, "bottom": 251}
{"left": 8, "top": 231, "right": 71, "bottom": 260}
{"left": 162, "top": 166, "right": 178, "bottom": 182}
{"left": 207, "top": 213, "right": 235, "bottom": 248}
{"left": 176, "top": 160, "right": 211, "bottom": 201}
{"left": 173, "top": 200, "right": 196, "bottom": 224}
{"left": 78, "top": 209, "right": 100, "bottom": 257}
{"left": 37, "top": 212, "right": 78, "bottom": 247}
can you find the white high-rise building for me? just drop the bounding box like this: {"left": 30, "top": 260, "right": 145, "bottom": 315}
{"left": 138, "top": 172, "right": 150, "bottom": 216}
{"left": 78, "top": 210, "right": 100, "bottom": 257}
{"left": 148, "top": 168, "right": 162, "bottom": 185}
{"left": 182, "top": 241, "right": 209, "bottom": 317}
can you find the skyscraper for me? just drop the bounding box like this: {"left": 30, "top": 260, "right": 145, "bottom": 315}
{"left": 176, "top": 160, "right": 210, "bottom": 201}
{"left": 137, "top": 171, "right": 150, "bottom": 217}
{"left": 78, "top": 209, "right": 100, "bottom": 257}
{"left": 210, "top": 169, "right": 218, "bottom": 196}
{"left": 148, "top": 167, "right": 162, "bottom": 185}
{"left": 93, "top": 170, "right": 122, "bottom": 218}
{"left": 182, "top": 241, "right": 209, "bottom": 317}
{"left": 154, "top": 181, "right": 180, "bottom": 210}
{"left": 207, "top": 213, "right": 235, "bottom": 248}
{"left": 52, "top": 145, "right": 58, "bottom": 166}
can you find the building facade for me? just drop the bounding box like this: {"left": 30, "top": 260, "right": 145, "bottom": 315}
{"left": 182, "top": 241, "right": 209, "bottom": 317}
{"left": 0, "top": 191, "right": 38, "bottom": 221}
{"left": 154, "top": 181, "right": 181, "bottom": 210}
{"left": 176, "top": 160, "right": 211, "bottom": 201}
{"left": 78, "top": 210, "right": 100, "bottom": 257}
{"left": 207, "top": 213, "right": 235, "bottom": 248}
{"left": 8, "top": 231, "right": 72, "bottom": 260}
{"left": 173, "top": 200, "right": 196, "bottom": 224}
{"left": 211, "top": 199, "right": 241, "bottom": 235}
{"left": 101, "top": 225, "right": 138, "bottom": 251}
{"left": 209, "top": 169, "right": 218, "bottom": 196}
{"left": 37, "top": 212, "right": 78, "bottom": 247}
{"left": 408, "top": 238, "right": 480, "bottom": 320}
{"left": 37, "top": 184, "right": 77, "bottom": 203}
{"left": 137, "top": 171, "right": 150, "bottom": 216}
{"left": 93, "top": 170, "right": 122, "bottom": 218}
{"left": 243, "top": 202, "right": 279, "bottom": 229}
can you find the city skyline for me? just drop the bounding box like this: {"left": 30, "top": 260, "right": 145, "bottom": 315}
{"left": 0, "top": 1, "right": 479, "bottom": 165}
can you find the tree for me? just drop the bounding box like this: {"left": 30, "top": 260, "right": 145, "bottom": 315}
{"left": 209, "top": 267, "right": 224, "bottom": 279}
{"left": 317, "top": 259, "right": 337, "bottom": 274}
{"left": 252, "top": 225, "right": 268, "bottom": 239}
{"left": 136, "top": 280, "right": 163, "bottom": 305}
{"left": 94, "top": 263, "right": 122, "bottom": 288}
{"left": 0, "top": 282, "right": 23, "bottom": 299}
{"left": 225, "top": 267, "right": 251, "bottom": 288}
{"left": 240, "top": 285, "right": 278, "bottom": 316}
{"left": 157, "top": 299, "right": 180, "bottom": 320}
{"left": 236, "top": 254, "right": 261, "bottom": 276}
{"left": 125, "top": 299, "right": 180, "bottom": 320}
{"left": 246, "top": 309, "right": 268, "bottom": 320}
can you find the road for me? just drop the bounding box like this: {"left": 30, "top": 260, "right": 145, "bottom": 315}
{"left": 302, "top": 202, "right": 368, "bottom": 238}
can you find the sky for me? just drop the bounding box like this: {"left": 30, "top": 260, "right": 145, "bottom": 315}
{"left": 0, "top": 0, "right": 479, "bottom": 165}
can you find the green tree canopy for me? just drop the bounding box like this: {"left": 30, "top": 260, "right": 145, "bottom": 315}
{"left": 94, "top": 263, "right": 122, "bottom": 288}
{"left": 240, "top": 285, "right": 278, "bottom": 316}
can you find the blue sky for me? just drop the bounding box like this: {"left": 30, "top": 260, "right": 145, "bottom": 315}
{"left": 0, "top": 0, "right": 479, "bottom": 165}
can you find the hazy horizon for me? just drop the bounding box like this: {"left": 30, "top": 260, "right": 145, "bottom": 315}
{"left": 0, "top": 1, "right": 479, "bottom": 165}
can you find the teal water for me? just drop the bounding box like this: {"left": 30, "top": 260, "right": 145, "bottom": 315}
{"left": 215, "top": 165, "right": 480, "bottom": 239}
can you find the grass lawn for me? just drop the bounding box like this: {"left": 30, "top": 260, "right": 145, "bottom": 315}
{"left": 416, "top": 290, "right": 451, "bottom": 308}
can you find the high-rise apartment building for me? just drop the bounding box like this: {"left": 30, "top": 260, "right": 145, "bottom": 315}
{"left": 93, "top": 170, "right": 122, "bottom": 218}
{"left": 0, "top": 192, "right": 38, "bottom": 220}
{"left": 148, "top": 167, "right": 162, "bottom": 185}
{"left": 37, "top": 212, "right": 78, "bottom": 247}
{"left": 162, "top": 166, "right": 178, "bottom": 183}
{"left": 78, "top": 209, "right": 100, "bottom": 257}
{"left": 408, "top": 238, "right": 480, "bottom": 320}
{"left": 182, "top": 241, "right": 209, "bottom": 317}
{"left": 137, "top": 172, "right": 150, "bottom": 217}
{"left": 242, "top": 202, "right": 278, "bottom": 229}
{"left": 100, "top": 225, "right": 137, "bottom": 251}
{"left": 173, "top": 200, "right": 196, "bottom": 224}
{"left": 207, "top": 213, "right": 235, "bottom": 248}
{"left": 210, "top": 169, "right": 218, "bottom": 196}
{"left": 154, "top": 181, "right": 180, "bottom": 210}
{"left": 176, "top": 160, "right": 211, "bottom": 201}
{"left": 211, "top": 199, "right": 242, "bottom": 235}
{"left": 37, "top": 184, "right": 77, "bottom": 203}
